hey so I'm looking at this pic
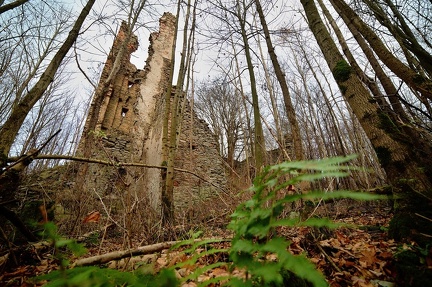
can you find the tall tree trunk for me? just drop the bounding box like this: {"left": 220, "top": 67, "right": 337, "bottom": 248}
{"left": 300, "top": 0, "right": 432, "bottom": 243}
{"left": 324, "top": 0, "right": 408, "bottom": 120}
{"left": 256, "top": 25, "right": 283, "bottom": 154}
{"left": 161, "top": 0, "right": 191, "bottom": 226}
{"left": 255, "top": 0, "right": 304, "bottom": 160}
{"left": 305, "top": 50, "right": 349, "bottom": 158}
{"left": 363, "top": 0, "right": 432, "bottom": 76}
{"left": 236, "top": 0, "right": 266, "bottom": 170}
{"left": 329, "top": 0, "right": 432, "bottom": 101}
{"left": 231, "top": 37, "right": 253, "bottom": 183}
{"left": 292, "top": 51, "right": 326, "bottom": 160}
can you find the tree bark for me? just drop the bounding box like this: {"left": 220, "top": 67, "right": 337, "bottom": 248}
{"left": 363, "top": 0, "right": 432, "bottom": 76}
{"left": 325, "top": 0, "right": 408, "bottom": 120}
{"left": 162, "top": 0, "right": 192, "bottom": 226}
{"left": 300, "top": 0, "right": 432, "bottom": 243}
{"left": 330, "top": 0, "right": 432, "bottom": 101}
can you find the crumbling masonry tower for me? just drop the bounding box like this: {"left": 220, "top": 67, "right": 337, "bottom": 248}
{"left": 75, "top": 13, "right": 226, "bottom": 218}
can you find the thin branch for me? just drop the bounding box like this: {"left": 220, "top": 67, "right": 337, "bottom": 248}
{"left": 316, "top": 241, "right": 342, "bottom": 273}
{"left": 0, "top": 0, "right": 29, "bottom": 14}
{"left": 74, "top": 42, "right": 97, "bottom": 89}
{"left": 2, "top": 129, "right": 62, "bottom": 174}
{"left": 6, "top": 153, "right": 228, "bottom": 194}
{"left": 415, "top": 212, "right": 432, "bottom": 223}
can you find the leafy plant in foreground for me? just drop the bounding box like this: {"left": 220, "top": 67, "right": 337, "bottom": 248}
{"left": 227, "top": 155, "right": 382, "bottom": 287}
{"left": 34, "top": 155, "right": 382, "bottom": 286}
{"left": 36, "top": 266, "right": 178, "bottom": 287}
{"left": 35, "top": 222, "right": 179, "bottom": 287}
{"left": 39, "top": 222, "right": 87, "bottom": 269}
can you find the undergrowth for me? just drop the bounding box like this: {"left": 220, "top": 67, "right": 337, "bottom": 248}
{"left": 34, "top": 155, "right": 382, "bottom": 287}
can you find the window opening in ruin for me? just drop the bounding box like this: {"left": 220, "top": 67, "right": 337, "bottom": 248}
{"left": 121, "top": 107, "right": 128, "bottom": 117}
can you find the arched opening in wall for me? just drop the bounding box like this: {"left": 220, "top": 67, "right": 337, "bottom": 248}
{"left": 121, "top": 107, "right": 128, "bottom": 117}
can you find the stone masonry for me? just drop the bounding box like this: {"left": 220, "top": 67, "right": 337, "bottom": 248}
{"left": 75, "top": 13, "right": 226, "bottom": 219}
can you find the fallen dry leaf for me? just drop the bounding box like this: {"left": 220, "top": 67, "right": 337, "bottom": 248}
{"left": 182, "top": 282, "right": 197, "bottom": 287}
{"left": 156, "top": 257, "right": 168, "bottom": 267}
{"left": 211, "top": 267, "right": 229, "bottom": 277}
{"left": 83, "top": 211, "right": 101, "bottom": 223}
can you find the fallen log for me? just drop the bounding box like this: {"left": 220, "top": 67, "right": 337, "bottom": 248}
{"left": 73, "top": 238, "right": 230, "bottom": 267}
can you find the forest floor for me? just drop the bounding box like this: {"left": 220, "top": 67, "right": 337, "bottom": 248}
{"left": 0, "top": 200, "right": 410, "bottom": 287}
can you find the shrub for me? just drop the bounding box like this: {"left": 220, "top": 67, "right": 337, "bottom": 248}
{"left": 35, "top": 155, "right": 381, "bottom": 287}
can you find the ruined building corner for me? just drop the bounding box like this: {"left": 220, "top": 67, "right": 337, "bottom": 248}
{"left": 71, "top": 13, "right": 227, "bottom": 217}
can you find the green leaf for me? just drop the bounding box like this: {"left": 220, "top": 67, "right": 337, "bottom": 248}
{"left": 174, "top": 248, "right": 229, "bottom": 269}
{"left": 67, "top": 240, "right": 88, "bottom": 256}
{"left": 294, "top": 171, "right": 350, "bottom": 181}
{"left": 282, "top": 254, "right": 328, "bottom": 287}
{"left": 181, "top": 262, "right": 227, "bottom": 282}
{"left": 253, "top": 262, "right": 284, "bottom": 284}
{"left": 231, "top": 238, "right": 257, "bottom": 254}
{"left": 303, "top": 190, "right": 385, "bottom": 201}
{"left": 271, "top": 154, "right": 357, "bottom": 171}
{"left": 299, "top": 217, "right": 345, "bottom": 229}
{"left": 260, "top": 237, "right": 290, "bottom": 253}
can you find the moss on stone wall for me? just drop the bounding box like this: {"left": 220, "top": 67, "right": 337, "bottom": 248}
{"left": 332, "top": 60, "right": 352, "bottom": 83}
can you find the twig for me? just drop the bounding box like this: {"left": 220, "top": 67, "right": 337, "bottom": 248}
{"left": 74, "top": 42, "right": 96, "bottom": 89}
{"left": 419, "top": 232, "right": 432, "bottom": 238}
{"left": 315, "top": 242, "right": 342, "bottom": 273}
{"left": 415, "top": 213, "right": 432, "bottom": 223}
{"left": 94, "top": 188, "right": 127, "bottom": 233}
{"left": 311, "top": 231, "right": 342, "bottom": 273}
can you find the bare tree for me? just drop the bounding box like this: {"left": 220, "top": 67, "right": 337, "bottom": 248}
{"left": 199, "top": 0, "right": 266, "bottom": 169}
{"left": 0, "top": 0, "right": 96, "bottom": 168}
{"left": 161, "top": 0, "right": 196, "bottom": 226}
{"left": 329, "top": 0, "right": 432, "bottom": 101}
{"left": 195, "top": 77, "right": 245, "bottom": 170}
{"left": 254, "top": 0, "right": 304, "bottom": 160}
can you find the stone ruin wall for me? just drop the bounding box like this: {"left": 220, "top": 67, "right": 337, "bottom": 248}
{"left": 173, "top": 99, "right": 227, "bottom": 215}
{"left": 74, "top": 13, "right": 226, "bottom": 218}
